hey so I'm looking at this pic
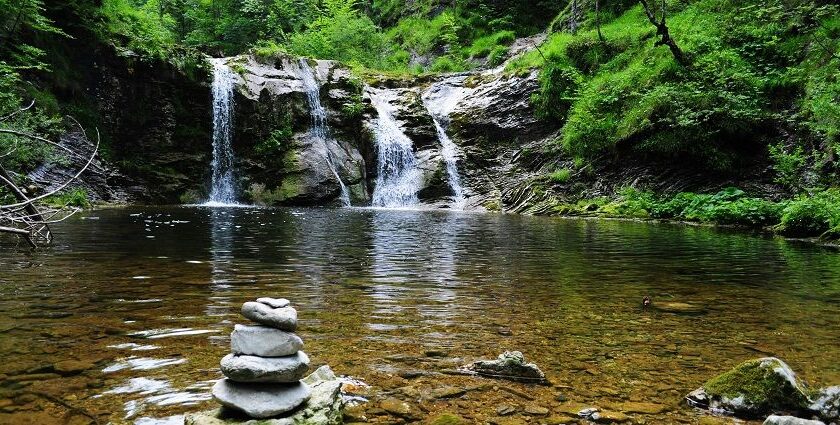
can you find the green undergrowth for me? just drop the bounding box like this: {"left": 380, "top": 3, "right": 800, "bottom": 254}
{"left": 550, "top": 187, "right": 840, "bottom": 240}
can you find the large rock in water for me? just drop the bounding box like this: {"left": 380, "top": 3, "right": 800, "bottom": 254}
{"left": 230, "top": 324, "right": 303, "bottom": 357}
{"left": 241, "top": 302, "right": 297, "bottom": 331}
{"left": 463, "top": 351, "right": 546, "bottom": 383}
{"left": 810, "top": 386, "right": 840, "bottom": 422}
{"left": 686, "top": 357, "right": 812, "bottom": 418}
{"left": 210, "top": 379, "right": 311, "bottom": 419}
{"left": 763, "top": 415, "right": 826, "bottom": 425}
{"left": 221, "top": 352, "right": 310, "bottom": 383}
{"left": 187, "top": 365, "right": 343, "bottom": 424}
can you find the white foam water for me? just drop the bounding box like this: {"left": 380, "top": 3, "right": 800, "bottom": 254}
{"left": 298, "top": 59, "right": 351, "bottom": 207}
{"left": 367, "top": 87, "right": 422, "bottom": 208}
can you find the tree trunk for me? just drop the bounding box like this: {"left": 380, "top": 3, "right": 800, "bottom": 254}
{"left": 638, "top": 0, "right": 689, "bottom": 66}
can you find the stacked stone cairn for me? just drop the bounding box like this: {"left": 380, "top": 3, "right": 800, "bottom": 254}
{"left": 212, "top": 297, "right": 311, "bottom": 419}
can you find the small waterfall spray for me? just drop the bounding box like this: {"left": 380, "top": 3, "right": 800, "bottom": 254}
{"left": 206, "top": 58, "right": 238, "bottom": 206}
{"left": 422, "top": 79, "right": 468, "bottom": 209}
{"left": 298, "top": 59, "right": 351, "bottom": 207}
{"left": 368, "top": 88, "right": 422, "bottom": 208}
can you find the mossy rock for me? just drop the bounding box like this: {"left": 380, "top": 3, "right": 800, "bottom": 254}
{"left": 685, "top": 357, "right": 811, "bottom": 418}
{"left": 427, "top": 412, "right": 466, "bottom": 425}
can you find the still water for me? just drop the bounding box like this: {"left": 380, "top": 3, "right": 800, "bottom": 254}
{"left": 1, "top": 206, "right": 838, "bottom": 424}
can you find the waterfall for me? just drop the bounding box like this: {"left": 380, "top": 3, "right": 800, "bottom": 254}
{"left": 205, "top": 58, "right": 238, "bottom": 206}
{"left": 422, "top": 78, "right": 468, "bottom": 209}
{"left": 367, "top": 88, "right": 422, "bottom": 208}
{"left": 298, "top": 59, "right": 351, "bottom": 207}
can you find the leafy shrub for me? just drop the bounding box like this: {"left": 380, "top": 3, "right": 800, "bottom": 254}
{"left": 768, "top": 143, "right": 807, "bottom": 190}
{"left": 777, "top": 189, "right": 840, "bottom": 237}
{"left": 532, "top": 63, "right": 582, "bottom": 121}
{"left": 46, "top": 188, "right": 90, "bottom": 208}
{"left": 547, "top": 168, "right": 572, "bottom": 183}
{"left": 255, "top": 122, "right": 293, "bottom": 156}
{"left": 487, "top": 45, "right": 509, "bottom": 67}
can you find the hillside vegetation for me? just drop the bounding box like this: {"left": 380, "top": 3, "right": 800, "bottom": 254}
{"left": 1, "top": 0, "right": 839, "bottom": 239}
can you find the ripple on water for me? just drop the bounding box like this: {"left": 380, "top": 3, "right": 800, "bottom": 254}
{"left": 128, "top": 328, "right": 219, "bottom": 339}
{"left": 102, "top": 356, "right": 187, "bottom": 372}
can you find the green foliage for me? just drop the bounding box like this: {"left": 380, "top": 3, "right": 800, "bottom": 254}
{"left": 768, "top": 143, "right": 807, "bottom": 190}
{"left": 547, "top": 168, "right": 572, "bottom": 183}
{"left": 255, "top": 118, "right": 293, "bottom": 156}
{"left": 533, "top": 63, "right": 582, "bottom": 121}
{"left": 777, "top": 189, "right": 840, "bottom": 238}
{"left": 45, "top": 188, "right": 91, "bottom": 208}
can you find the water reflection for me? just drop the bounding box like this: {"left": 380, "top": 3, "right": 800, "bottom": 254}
{"left": 0, "top": 207, "right": 838, "bottom": 424}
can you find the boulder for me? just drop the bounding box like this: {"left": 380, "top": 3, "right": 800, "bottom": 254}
{"left": 188, "top": 366, "right": 342, "bottom": 424}
{"left": 810, "top": 386, "right": 840, "bottom": 422}
{"left": 685, "top": 357, "right": 812, "bottom": 418}
{"left": 211, "top": 379, "right": 311, "bottom": 419}
{"left": 241, "top": 302, "right": 297, "bottom": 331}
{"left": 763, "top": 415, "right": 826, "bottom": 425}
{"left": 230, "top": 324, "right": 303, "bottom": 357}
{"left": 220, "top": 352, "right": 310, "bottom": 383}
{"left": 463, "top": 351, "right": 546, "bottom": 383}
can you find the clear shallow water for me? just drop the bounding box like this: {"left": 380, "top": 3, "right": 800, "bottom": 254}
{"left": 0, "top": 206, "right": 838, "bottom": 424}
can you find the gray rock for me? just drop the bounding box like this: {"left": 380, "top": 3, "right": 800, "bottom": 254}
{"left": 763, "top": 415, "right": 826, "bottom": 425}
{"left": 241, "top": 302, "right": 297, "bottom": 331}
{"left": 210, "top": 378, "right": 311, "bottom": 419}
{"left": 187, "top": 365, "right": 343, "bottom": 424}
{"left": 685, "top": 357, "right": 812, "bottom": 418}
{"left": 230, "top": 324, "right": 302, "bottom": 357}
{"left": 811, "top": 386, "right": 840, "bottom": 422}
{"left": 220, "top": 352, "right": 310, "bottom": 383}
{"left": 463, "top": 351, "right": 546, "bottom": 383}
{"left": 257, "top": 297, "right": 290, "bottom": 308}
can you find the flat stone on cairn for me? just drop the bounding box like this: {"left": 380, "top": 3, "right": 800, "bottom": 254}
{"left": 212, "top": 298, "right": 311, "bottom": 419}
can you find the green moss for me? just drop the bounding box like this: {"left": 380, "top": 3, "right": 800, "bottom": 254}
{"left": 703, "top": 358, "right": 810, "bottom": 413}
{"left": 429, "top": 412, "right": 467, "bottom": 425}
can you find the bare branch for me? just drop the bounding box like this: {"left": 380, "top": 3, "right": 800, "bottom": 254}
{"left": 0, "top": 99, "right": 35, "bottom": 122}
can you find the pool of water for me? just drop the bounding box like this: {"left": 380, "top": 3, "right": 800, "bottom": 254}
{"left": 1, "top": 206, "right": 838, "bottom": 424}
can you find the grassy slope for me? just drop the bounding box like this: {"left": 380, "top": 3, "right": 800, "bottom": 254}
{"left": 504, "top": 0, "right": 840, "bottom": 240}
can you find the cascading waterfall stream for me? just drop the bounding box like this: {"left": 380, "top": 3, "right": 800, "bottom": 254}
{"left": 422, "top": 78, "right": 469, "bottom": 209}
{"left": 367, "top": 88, "right": 422, "bottom": 208}
{"left": 205, "top": 58, "right": 239, "bottom": 206}
{"left": 298, "top": 59, "right": 351, "bottom": 207}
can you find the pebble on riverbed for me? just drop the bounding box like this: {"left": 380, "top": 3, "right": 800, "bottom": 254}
{"left": 211, "top": 298, "right": 312, "bottom": 419}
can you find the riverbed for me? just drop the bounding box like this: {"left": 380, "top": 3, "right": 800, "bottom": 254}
{"left": 1, "top": 206, "right": 838, "bottom": 424}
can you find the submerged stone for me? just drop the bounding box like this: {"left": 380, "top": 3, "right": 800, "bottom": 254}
{"left": 210, "top": 378, "right": 311, "bottom": 419}
{"left": 685, "top": 357, "right": 811, "bottom": 418}
{"left": 763, "top": 415, "right": 826, "bottom": 425}
{"left": 188, "top": 365, "right": 343, "bottom": 424}
{"left": 241, "top": 302, "right": 297, "bottom": 331}
{"left": 652, "top": 301, "right": 707, "bottom": 315}
{"left": 220, "top": 352, "right": 310, "bottom": 383}
{"left": 464, "top": 351, "right": 546, "bottom": 383}
{"left": 257, "top": 297, "right": 290, "bottom": 309}
{"left": 230, "top": 324, "right": 303, "bottom": 357}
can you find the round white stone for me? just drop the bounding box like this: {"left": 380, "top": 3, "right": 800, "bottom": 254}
{"left": 241, "top": 302, "right": 297, "bottom": 331}
{"left": 231, "top": 324, "right": 303, "bottom": 357}
{"left": 212, "top": 378, "right": 310, "bottom": 418}
{"left": 221, "top": 352, "right": 310, "bottom": 383}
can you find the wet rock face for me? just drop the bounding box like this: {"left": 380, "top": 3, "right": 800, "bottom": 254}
{"left": 89, "top": 48, "right": 212, "bottom": 203}
{"left": 228, "top": 54, "right": 369, "bottom": 206}
{"left": 685, "top": 357, "right": 812, "bottom": 418}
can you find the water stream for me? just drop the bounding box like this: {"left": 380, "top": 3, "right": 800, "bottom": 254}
{"left": 423, "top": 77, "right": 471, "bottom": 209}
{"left": 298, "top": 59, "right": 351, "bottom": 207}
{"left": 367, "top": 88, "right": 422, "bottom": 208}
{"left": 205, "top": 59, "right": 238, "bottom": 206}
{"left": 1, "top": 207, "right": 839, "bottom": 424}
